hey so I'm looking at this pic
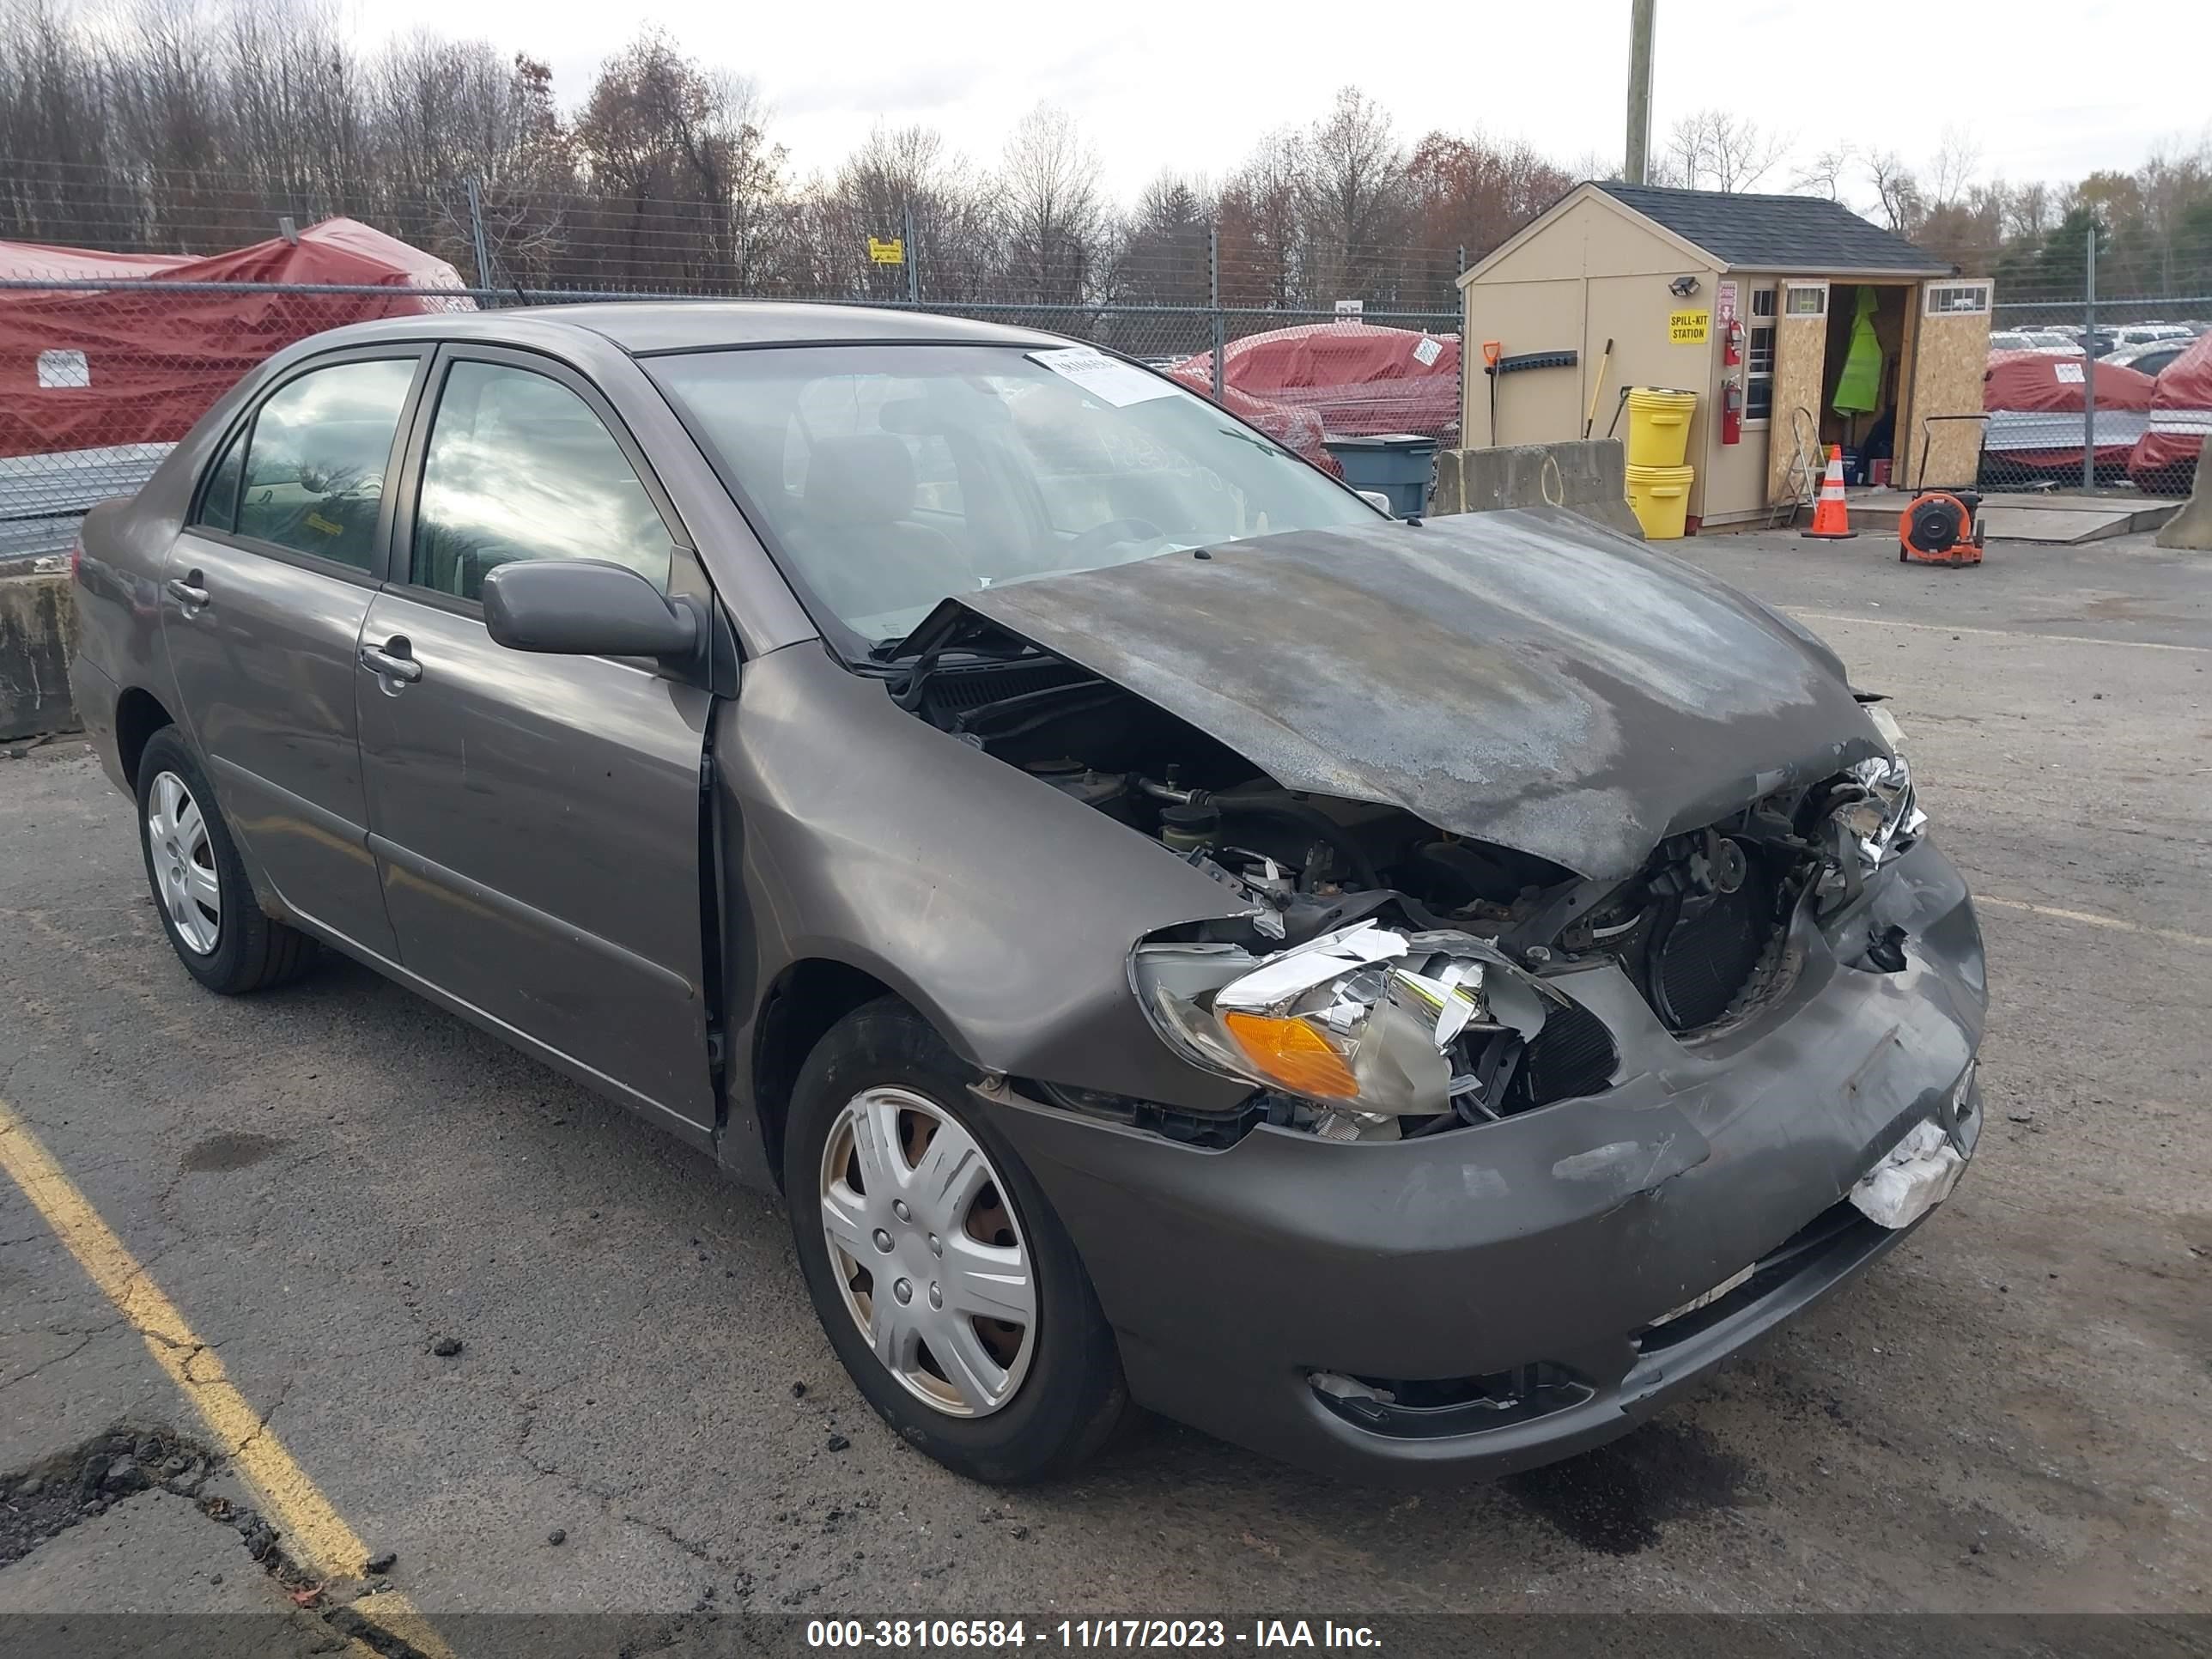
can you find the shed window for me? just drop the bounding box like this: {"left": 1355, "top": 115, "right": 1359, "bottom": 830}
{"left": 1785, "top": 283, "right": 1828, "bottom": 317}
{"left": 1925, "top": 281, "right": 1993, "bottom": 316}
{"left": 1746, "top": 286, "right": 1777, "bottom": 421}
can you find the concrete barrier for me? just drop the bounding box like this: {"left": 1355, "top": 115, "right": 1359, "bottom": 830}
{"left": 2153, "top": 443, "right": 2210, "bottom": 550}
{"left": 1, "top": 560, "right": 75, "bottom": 740}
{"left": 1431, "top": 439, "right": 1645, "bottom": 540}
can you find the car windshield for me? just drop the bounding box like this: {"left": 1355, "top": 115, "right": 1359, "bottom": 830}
{"left": 647, "top": 342, "right": 1378, "bottom": 651}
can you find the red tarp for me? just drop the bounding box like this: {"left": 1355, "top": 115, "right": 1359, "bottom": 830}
{"left": 0, "top": 219, "right": 471, "bottom": 459}
{"left": 1983, "top": 349, "right": 2156, "bottom": 471}
{"left": 2130, "top": 331, "right": 2212, "bottom": 491}
{"left": 1176, "top": 322, "right": 1462, "bottom": 441}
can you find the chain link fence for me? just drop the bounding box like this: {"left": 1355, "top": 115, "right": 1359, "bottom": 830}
{"left": 1, "top": 279, "right": 1461, "bottom": 562}
{"left": 1979, "top": 293, "right": 2209, "bottom": 496}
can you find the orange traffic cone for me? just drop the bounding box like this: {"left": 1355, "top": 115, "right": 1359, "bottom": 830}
{"left": 1801, "top": 445, "right": 1857, "bottom": 539}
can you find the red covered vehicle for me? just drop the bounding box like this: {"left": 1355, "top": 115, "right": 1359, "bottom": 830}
{"left": 1, "top": 221, "right": 470, "bottom": 550}
{"left": 1981, "top": 349, "right": 2155, "bottom": 480}
{"left": 1176, "top": 321, "right": 1462, "bottom": 443}
{"left": 2129, "top": 331, "right": 2212, "bottom": 494}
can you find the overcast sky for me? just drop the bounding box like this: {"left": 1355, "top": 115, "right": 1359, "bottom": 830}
{"left": 359, "top": 0, "right": 2210, "bottom": 205}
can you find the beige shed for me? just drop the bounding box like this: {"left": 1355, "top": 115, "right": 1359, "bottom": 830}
{"left": 1458, "top": 182, "right": 1986, "bottom": 527}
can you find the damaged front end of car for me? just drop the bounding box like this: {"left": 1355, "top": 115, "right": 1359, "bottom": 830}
{"left": 857, "top": 510, "right": 1987, "bottom": 1480}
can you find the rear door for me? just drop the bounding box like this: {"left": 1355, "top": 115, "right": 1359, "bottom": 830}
{"left": 161, "top": 349, "right": 428, "bottom": 959}
{"left": 356, "top": 346, "right": 718, "bottom": 1137}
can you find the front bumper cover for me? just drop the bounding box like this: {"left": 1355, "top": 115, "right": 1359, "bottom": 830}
{"left": 983, "top": 836, "right": 1986, "bottom": 1482}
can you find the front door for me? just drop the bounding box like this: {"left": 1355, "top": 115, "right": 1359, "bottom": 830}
{"left": 161, "top": 349, "right": 425, "bottom": 959}
{"left": 356, "top": 349, "right": 717, "bottom": 1136}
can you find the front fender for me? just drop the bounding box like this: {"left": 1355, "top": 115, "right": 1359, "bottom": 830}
{"left": 714, "top": 643, "right": 1255, "bottom": 1182}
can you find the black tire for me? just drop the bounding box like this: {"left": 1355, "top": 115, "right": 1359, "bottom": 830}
{"left": 135, "top": 726, "right": 316, "bottom": 994}
{"left": 783, "top": 998, "right": 1126, "bottom": 1484}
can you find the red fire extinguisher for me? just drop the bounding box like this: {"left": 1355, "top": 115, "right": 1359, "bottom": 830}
{"left": 1721, "top": 379, "right": 1744, "bottom": 447}
{"left": 1723, "top": 316, "right": 1745, "bottom": 368}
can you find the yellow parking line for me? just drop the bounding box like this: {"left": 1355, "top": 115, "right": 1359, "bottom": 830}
{"left": 0, "top": 1095, "right": 453, "bottom": 1659}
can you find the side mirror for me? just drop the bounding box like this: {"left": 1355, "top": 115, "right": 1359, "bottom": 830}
{"left": 482, "top": 560, "right": 698, "bottom": 660}
{"left": 1356, "top": 489, "right": 1395, "bottom": 516}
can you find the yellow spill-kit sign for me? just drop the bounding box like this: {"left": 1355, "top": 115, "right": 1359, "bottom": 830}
{"left": 1668, "top": 309, "right": 1711, "bottom": 345}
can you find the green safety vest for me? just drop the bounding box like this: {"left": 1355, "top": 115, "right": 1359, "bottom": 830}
{"left": 1832, "top": 285, "right": 1883, "bottom": 416}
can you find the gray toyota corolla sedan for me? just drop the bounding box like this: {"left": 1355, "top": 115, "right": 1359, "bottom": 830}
{"left": 69, "top": 303, "right": 1986, "bottom": 1485}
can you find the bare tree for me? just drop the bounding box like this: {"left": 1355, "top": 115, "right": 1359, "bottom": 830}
{"left": 574, "top": 29, "right": 784, "bottom": 287}
{"left": 1790, "top": 144, "right": 1855, "bottom": 203}
{"left": 996, "top": 102, "right": 1109, "bottom": 305}
{"left": 1302, "top": 86, "right": 1409, "bottom": 297}
{"left": 1660, "top": 109, "right": 1786, "bottom": 193}
{"left": 1863, "top": 149, "right": 1925, "bottom": 234}
{"left": 1217, "top": 126, "right": 1305, "bottom": 308}
{"left": 1926, "top": 126, "right": 1981, "bottom": 209}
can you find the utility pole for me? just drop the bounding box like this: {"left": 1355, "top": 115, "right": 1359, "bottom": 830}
{"left": 1625, "top": 0, "right": 1655, "bottom": 185}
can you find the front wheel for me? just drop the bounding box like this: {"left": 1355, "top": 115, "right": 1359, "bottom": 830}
{"left": 784, "top": 1000, "right": 1126, "bottom": 1483}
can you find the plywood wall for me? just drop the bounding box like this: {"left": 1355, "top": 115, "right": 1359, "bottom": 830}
{"left": 1906, "top": 302, "right": 1990, "bottom": 489}
{"left": 1765, "top": 313, "right": 1829, "bottom": 506}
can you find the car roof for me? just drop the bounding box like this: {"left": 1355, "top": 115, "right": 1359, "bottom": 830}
{"left": 327, "top": 300, "right": 1067, "bottom": 357}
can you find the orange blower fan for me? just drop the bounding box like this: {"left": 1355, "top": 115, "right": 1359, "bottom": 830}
{"left": 1899, "top": 489, "right": 1984, "bottom": 567}
{"left": 1901, "top": 413, "right": 1989, "bottom": 568}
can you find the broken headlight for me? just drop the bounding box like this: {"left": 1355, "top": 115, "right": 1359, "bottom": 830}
{"left": 1841, "top": 705, "right": 1929, "bottom": 869}
{"left": 1130, "top": 922, "right": 1538, "bottom": 1118}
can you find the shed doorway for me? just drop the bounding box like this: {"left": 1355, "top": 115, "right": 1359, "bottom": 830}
{"left": 1819, "top": 283, "right": 1911, "bottom": 483}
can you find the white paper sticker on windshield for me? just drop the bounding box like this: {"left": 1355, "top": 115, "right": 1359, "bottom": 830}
{"left": 1029, "top": 346, "right": 1177, "bottom": 407}
{"left": 2054, "top": 361, "right": 2084, "bottom": 383}
{"left": 37, "top": 349, "right": 90, "bottom": 388}
{"left": 1412, "top": 335, "right": 1443, "bottom": 367}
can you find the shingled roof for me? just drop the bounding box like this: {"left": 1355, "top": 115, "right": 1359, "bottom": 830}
{"left": 1595, "top": 183, "right": 1953, "bottom": 276}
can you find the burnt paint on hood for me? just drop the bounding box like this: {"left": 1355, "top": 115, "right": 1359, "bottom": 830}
{"left": 952, "top": 505, "right": 1883, "bottom": 881}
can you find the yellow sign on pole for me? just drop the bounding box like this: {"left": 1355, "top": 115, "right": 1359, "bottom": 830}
{"left": 1668, "top": 308, "right": 1711, "bottom": 345}
{"left": 867, "top": 237, "right": 905, "bottom": 265}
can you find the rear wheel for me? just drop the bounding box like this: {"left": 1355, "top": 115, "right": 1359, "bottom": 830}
{"left": 135, "top": 728, "right": 315, "bottom": 994}
{"left": 784, "top": 999, "right": 1126, "bottom": 1483}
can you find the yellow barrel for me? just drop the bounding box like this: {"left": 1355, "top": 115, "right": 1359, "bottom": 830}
{"left": 1625, "top": 463, "right": 1694, "bottom": 539}
{"left": 1625, "top": 386, "right": 1698, "bottom": 468}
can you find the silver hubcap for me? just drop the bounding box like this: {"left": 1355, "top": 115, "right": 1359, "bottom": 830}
{"left": 146, "top": 771, "right": 220, "bottom": 955}
{"left": 818, "top": 1086, "right": 1036, "bottom": 1418}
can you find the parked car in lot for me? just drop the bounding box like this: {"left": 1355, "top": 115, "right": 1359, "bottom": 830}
{"left": 69, "top": 304, "right": 1987, "bottom": 1485}
{"left": 2104, "top": 338, "right": 2191, "bottom": 379}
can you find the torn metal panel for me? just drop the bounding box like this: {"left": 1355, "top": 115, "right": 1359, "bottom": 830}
{"left": 956, "top": 505, "right": 1885, "bottom": 880}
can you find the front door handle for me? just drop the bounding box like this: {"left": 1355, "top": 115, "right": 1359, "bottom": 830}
{"left": 165, "top": 574, "right": 210, "bottom": 609}
{"left": 359, "top": 641, "right": 423, "bottom": 685}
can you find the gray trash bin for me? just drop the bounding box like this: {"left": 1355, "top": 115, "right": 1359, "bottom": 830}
{"left": 1321, "top": 433, "right": 1437, "bottom": 517}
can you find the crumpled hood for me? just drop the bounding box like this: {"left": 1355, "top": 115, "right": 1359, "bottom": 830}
{"left": 957, "top": 505, "right": 1884, "bottom": 880}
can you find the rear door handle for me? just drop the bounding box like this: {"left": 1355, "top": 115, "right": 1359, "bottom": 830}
{"left": 165, "top": 575, "right": 210, "bottom": 609}
{"left": 359, "top": 641, "right": 422, "bottom": 685}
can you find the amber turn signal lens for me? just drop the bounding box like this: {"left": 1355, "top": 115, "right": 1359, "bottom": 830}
{"left": 1220, "top": 1012, "right": 1360, "bottom": 1101}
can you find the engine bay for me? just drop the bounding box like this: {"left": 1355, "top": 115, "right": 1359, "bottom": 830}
{"left": 892, "top": 637, "right": 1921, "bottom": 1141}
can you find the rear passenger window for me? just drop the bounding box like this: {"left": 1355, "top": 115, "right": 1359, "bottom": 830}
{"left": 234, "top": 358, "right": 416, "bottom": 569}
{"left": 412, "top": 361, "right": 674, "bottom": 602}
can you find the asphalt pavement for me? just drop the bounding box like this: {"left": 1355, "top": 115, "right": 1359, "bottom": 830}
{"left": 2, "top": 526, "right": 2208, "bottom": 1645}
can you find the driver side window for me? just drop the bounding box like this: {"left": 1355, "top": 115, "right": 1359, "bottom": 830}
{"left": 412, "top": 361, "right": 675, "bottom": 603}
